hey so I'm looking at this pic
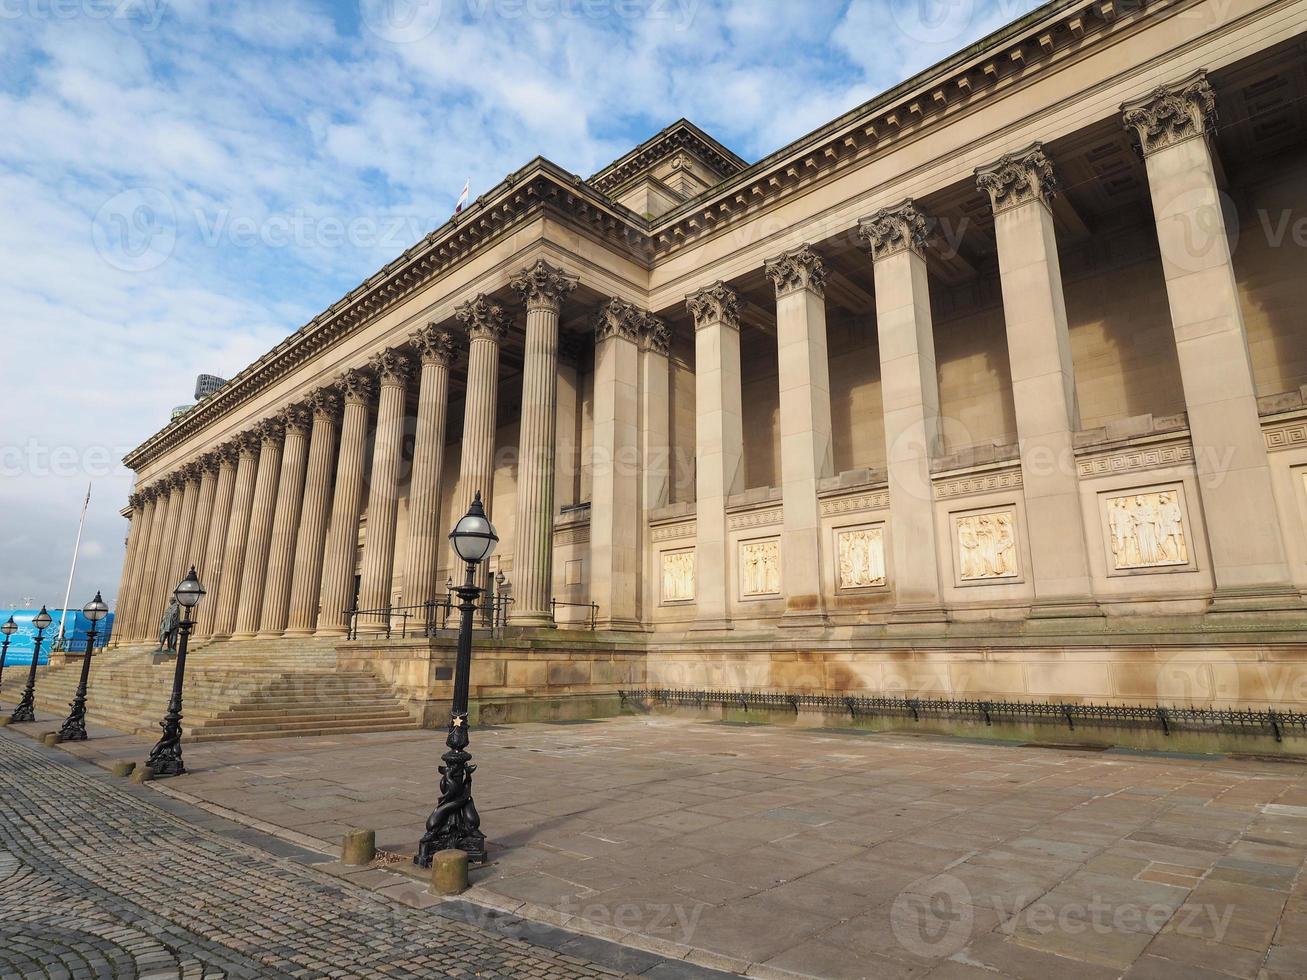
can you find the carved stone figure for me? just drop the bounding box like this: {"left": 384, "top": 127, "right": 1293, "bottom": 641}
{"left": 837, "top": 527, "right": 886, "bottom": 589}
{"left": 157, "top": 597, "right": 180, "bottom": 651}
{"left": 740, "top": 540, "right": 781, "bottom": 597}
{"left": 661, "top": 551, "right": 695, "bottom": 603}
{"left": 956, "top": 512, "right": 1018, "bottom": 580}
{"left": 1106, "top": 490, "right": 1188, "bottom": 570}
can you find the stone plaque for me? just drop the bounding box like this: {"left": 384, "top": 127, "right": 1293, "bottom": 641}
{"left": 836, "top": 526, "right": 886, "bottom": 589}
{"left": 955, "top": 511, "right": 1018, "bottom": 581}
{"left": 564, "top": 559, "right": 583, "bottom": 586}
{"left": 739, "top": 539, "right": 781, "bottom": 597}
{"left": 661, "top": 550, "right": 695, "bottom": 603}
{"left": 1105, "top": 489, "right": 1188, "bottom": 570}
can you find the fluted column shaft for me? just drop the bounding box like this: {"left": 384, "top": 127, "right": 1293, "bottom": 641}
{"left": 259, "top": 408, "right": 311, "bottom": 636}
{"left": 317, "top": 372, "right": 375, "bottom": 636}
{"left": 126, "top": 491, "right": 164, "bottom": 641}
{"left": 286, "top": 391, "right": 340, "bottom": 636}
{"left": 455, "top": 294, "right": 508, "bottom": 517}
{"left": 210, "top": 437, "right": 261, "bottom": 639}
{"left": 165, "top": 469, "right": 201, "bottom": 592}
{"left": 188, "top": 461, "right": 219, "bottom": 579}
{"left": 233, "top": 421, "right": 285, "bottom": 638}
{"left": 144, "top": 481, "right": 184, "bottom": 639}
{"left": 404, "top": 329, "right": 455, "bottom": 609}
{"left": 194, "top": 449, "right": 238, "bottom": 640}
{"left": 358, "top": 352, "right": 410, "bottom": 625}
{"left": 510, "top": 261, "right": 578, "bottom": 625}
{"left": 109, "top": 496, "right": 148, "bottom": 646}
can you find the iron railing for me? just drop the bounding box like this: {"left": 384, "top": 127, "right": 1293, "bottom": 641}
{"left": 550, "top": 599, "right": 599, "bottom": 630}
{"left": 346, "top": 592, "right": 513, "bottom": 640}
{"left": 619, "top": 688, "right": 1307, "bottom": 743}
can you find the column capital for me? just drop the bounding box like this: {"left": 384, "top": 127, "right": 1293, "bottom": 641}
{"left": 179, "top": 461, "right": 202, "bottom": 485}
{"left": 765, "top": 244, "right": 827, "bottom": 299}
{"left": 308, "top": 386, "right": 342, "bottom": 422}
{"left": 128, "top": 491, "right": 143, "bottom": 510}
{"left": 510, "top": 259, "right": 578, "bottom": 313}
{"left": 640, "top": 313, "right": 671, "bottom": 355}
{"left": 858, "top": 199, "right": 928, "bottom": 261}
{"left": 976, "top": 143, "right": 1058, "bottom": 215}
{"left": 217, "top": 439, "right": 243, "bottom": 466}
{"left": 369, "top": 347, "right": 411, "bottom": 388}
{"left": 456, "top": 293, "right": 510, "bottom": 342}
{"left": 256, "top": 415, "right": 286, "bottom": 446}
{"left": 281, "top": 402, "right": 312, "bottom": 434}
{"left": 340, "top": 368, "right": 377, "bottom": 406}
{"left": 412, "top": 323, "right": 458, "bottom": 366}
{"left": 198, "top": 451, "right": 221, "bottom": 475}
{"left": 162, "top": 471, "right": 185, "bottom": 492}
{"left": 1122, "top": 69, "right": 1216, "bottom": 157}
{"left": 236, "top": 429, "right": 263, "bottom": 458}
{"left": 687, "top": 281, "right": 741, "bottom": 332}
{"left": 594, "top": 298, "right": 644, "bottom": 343}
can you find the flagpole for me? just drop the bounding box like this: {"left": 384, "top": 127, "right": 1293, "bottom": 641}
{"left": 56, "top": 483, "right": 91, "bottom": 651}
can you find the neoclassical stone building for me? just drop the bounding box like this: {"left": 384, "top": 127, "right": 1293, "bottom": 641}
{"left": 112, "top": 0, "right": 1307, "bottom": 721}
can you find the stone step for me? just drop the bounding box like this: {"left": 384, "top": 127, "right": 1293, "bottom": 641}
{"left": 189, "top": 721, "right": 419, "bottom": 743}
{"left": 190, "top": 714, "right": 417, "bottom": 736}
{"left": 215, "top": 701, "right": 407, "bottom": 717}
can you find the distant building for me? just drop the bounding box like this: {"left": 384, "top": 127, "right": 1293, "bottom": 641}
{"left": 169, "top": 405, "right": 193, "bottom": 422}
{"left": 194, "top": 374, "right": 226, "bottom": 400}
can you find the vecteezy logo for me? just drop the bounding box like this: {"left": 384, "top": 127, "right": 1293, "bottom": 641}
{"left": 358, "top": 0, "right": 443, "bottom": 43}
{"left": 891, "top": 873, "right": 975, "bottom": 958}
{"left": 890, "top": 0, "right": 977, "bottom": 45}
{"left": 91, "top": 187, "right": 177, "bottom": 273}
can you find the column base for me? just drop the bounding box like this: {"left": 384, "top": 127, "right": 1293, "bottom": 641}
{"left": 888, "top": 605, "right": 950, "bottom": 626}
{"left": 281, "top": 628, "right": 316, "bottom": 638}
{"left": 689, "top": 618, "right": 734, "bottom": 632}
{"left": 255, "top": 628, "right": 287, "bottom": 639}
{"left": 509, "top": 613, "right": 556, "bottom": 629}
{"left": 1207, "top": 587, "right": 1307, "bottom": 617}
{"left": 594, "top": 618, "right": 646, "bottom": 632}
{"left": 229, "top": 630, "right": 259, "bottom": 641}
{"left": 780, "top": 608, "right": 828, "bottom": 629}
{"left": 314, "top": 626, "right": 350, "bottom": 638}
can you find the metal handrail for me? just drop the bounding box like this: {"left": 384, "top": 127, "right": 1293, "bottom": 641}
{"left": 346, "top": 590, "right": 513, "bottom": 640}
{"left": 550, "top": 599, "right": 599, "bottom": 630}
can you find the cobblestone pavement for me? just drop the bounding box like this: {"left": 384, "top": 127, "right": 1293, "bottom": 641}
{"left": 0, "top": 730, "right": 641, "bottom": 980}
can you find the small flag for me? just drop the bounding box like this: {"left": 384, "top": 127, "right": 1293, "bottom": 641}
{"left": 455, "top": 179, "right": 470, "bottom": 215}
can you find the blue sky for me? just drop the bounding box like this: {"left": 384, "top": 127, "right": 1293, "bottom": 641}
{"left": 0, "top": 0, "right": 1030, "bottom": 608}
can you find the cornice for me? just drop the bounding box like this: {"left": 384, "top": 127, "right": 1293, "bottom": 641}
{"left": 588, "top": 119, "right": 749, "bottom": 196}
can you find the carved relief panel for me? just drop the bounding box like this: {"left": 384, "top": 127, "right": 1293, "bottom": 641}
{"left": 660, "top": 550, "right": 695, "bottom": 603}
{"left": 1099, "top": 486, "right": 1193, "bottom": 574}
{"left": 952, "top": 508, "right": 1020, "bottom": 584}
{"left": 738, "top": 538, "right": 781, "bottom": 599}
{"left": 834, "top": 525, "right": 887, "bottom": 590}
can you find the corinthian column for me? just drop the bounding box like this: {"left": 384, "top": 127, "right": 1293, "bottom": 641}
{"left": 688, "top": 283, "right": 744, "bottom": 631}
{"left": 164, "top": 463, "right": 202, "bottom": 591}
{"left": 860, "top": 200, "right": 947, "bottom": 623}
{"left": 209, "top": 432, "right": 261, "bottom": 639}
{"left": 233, "top": 417, "right": 286, "bottom": 638}
{"left": 286, "top": 388, "right": 340, "bottom": 636}
{"left": 639, "top": 313, "right": 671, "bottom": 622}
{"left": 258, "top": 404, "right": 311, "bottom": 636}
{"left": 145, "top": 474, "right": 185, "bottom": 636}
{"left": 317, "top": 370, "right": 376, "bottom": 636}
{"left": 977, "top": 145, "right": 1097, "bottom": 616}
{"left": 765, "top": 245, "right": 834, "bottom": 627}
{"left": 187, "top": 454, "right": 219, "bottom": 580}
{"left": 194, "top": 443, "right": 238, "bottom": 640}
{"left": 357, "top": 349, "right": 411, "bottom": 627}
{"left": 455, "top": 294, "right": 509, "bottom": 517}
{"left": 1123, "top": 72, "right": 1297, "bottom": 611}
{"left": 109, "top": 492, "right": 148, "bottom": 646}
{"left": 590, "top": 299, "right": 644, "bottom": 630}
{"left": 403, "top": 326, "right": 456, "bottom": 610}
{"left": 509, "top": 260, "right": 578, "bottom": 626}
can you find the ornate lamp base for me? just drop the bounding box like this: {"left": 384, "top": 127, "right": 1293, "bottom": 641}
{"left": 58, "top": 695, "right": 88, "bottom": 742}
{"left": 146, "top": 711, "right": 186, "bottom": 777}
{"left": 414, "top": 714, "right": 487, "bottom": 868}
{"left": 10, "top": 687, "right": 36, "bottom": 724}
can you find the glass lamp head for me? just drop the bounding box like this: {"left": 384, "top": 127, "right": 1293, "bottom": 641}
{"left": 32, "top": 606, "right": 52, "bottom": 632}
{"left": 449, "top": 491, "right": 499, "bottom": 564}
{"left": 174, "top": 567, "right": 206, "bottom": 609}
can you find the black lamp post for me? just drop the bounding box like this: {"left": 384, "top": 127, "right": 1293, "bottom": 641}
{"left": 415, "top": 490, "right": 498, "bottom": 868}
{"left": 57, "top": 591, "right": 110, "bottom": 742}
{"left": 0, "top": 616, "right": 16, "bottom": 697}
{"left": 145, "top": 568, "right": 205, "bottom": 777}
{"left": 10, "top": 606, "right": 52, "bottom": 723}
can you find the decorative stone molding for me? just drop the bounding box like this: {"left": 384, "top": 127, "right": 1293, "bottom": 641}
{"left": 933, "top": 467, "right": 1023, "bottom": 500}
{"left": 858, "top": 199, "right": 928, "bottom": 260}
{"left": 411, "top": 323, "right": 457, "bottom": 366}
{"left": 339, "top": 369, "right": 377, "bottom": 406}
{"left": 728, "top": 508, "right": 783, "bottom": 530}
{"left": 651, "top": 521, "right": 696, "bottom": 542}
{"left": 509, "top": 259, "right": 578, "bottom": 312}
{"left": 640, "top": 313, "right": 671, "bottom": 355}
{"left": 589, "top": 120, "right": 747, "bottom": 196}
{"left": 456, "top": 294, "right": 510, "bottom": 342}
{"left": 554, "top": 525, "right": 590, "bottom": 547}
{"left": 765, "top": 244, "right": 827, "bottom": 298}
{"left": 179, "top": 461, "right": 202, "bottom": 484}
{"left": 128, "top": 492, "right": 143, "bottom": 510}
{"left": 282, "top": 402, "right": 312, "bottom": 434}
{"left": 198, "top": 451, "right": 221, "bottom": 474}
{"left": 256, "top": 416, "right": 286, "bottom": 445}
{"left": 1264, "top": 419, "right": 1307, "bottom": 453}
{"left": 369, "top": 347, "right": 411, "bottom": 387}
{"left": 820, "top": 491, "right": 890, "bottom": 517}
{"left": 308, "top": 386, "right": 342, "bottom": 422}
{"left": 594, "top": 298, "right": 645, "bottom": 343}
{"left": 687, "top": 282, "right": 740, "bottom": 332}
{"left": 1076, "top": 442, "right": 1194, "bottom": 478}
{"left": 216, "top": 440, "right": 242, "bottom": 465}
{"left": 237, "top": 429, "right": 262, "bottom": 456}
{"left": 1122, "top": 70, "right": 1216, "bottom": 157}
{"left": 975, "top": 143, "right": 1058, "bottom": 214}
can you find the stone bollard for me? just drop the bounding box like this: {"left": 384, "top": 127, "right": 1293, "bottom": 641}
{"left": 341, "top": 829, "right": 376, "bottom": 867}
{"left": 42, "top": 732, "right": 61, "bottom": 747}
{"left": 111, "top": 761, "right": 136, "bottom": 778}
{"left": 130, "top": 765, "right": 154, "bottom": 784}
{"left": 0, "top": 717, "right": 11, "bottom": 727}
{"left": 431, "top": 849, "right": 469, "bottom": 896}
